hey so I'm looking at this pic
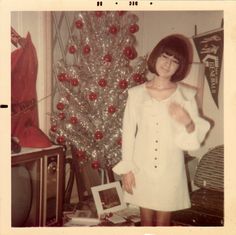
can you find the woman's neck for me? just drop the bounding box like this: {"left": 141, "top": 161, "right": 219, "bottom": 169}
{"left": 151, "top": 76, "right": 176, "bottom": 90}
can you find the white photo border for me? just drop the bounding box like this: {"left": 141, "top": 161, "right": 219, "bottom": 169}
{"left": 1, "top": 1, "right": 236, "bottom": 235}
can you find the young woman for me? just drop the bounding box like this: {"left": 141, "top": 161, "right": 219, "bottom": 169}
{"left": 112, "top": 34, "right": 210, "bottom": 226}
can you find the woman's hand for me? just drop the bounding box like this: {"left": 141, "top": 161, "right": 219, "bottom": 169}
{"left": 122, "top": 171, "right": 136, "bottom": 194}
{"left": 169, "top": 102, "right": 195, "bottom": 132}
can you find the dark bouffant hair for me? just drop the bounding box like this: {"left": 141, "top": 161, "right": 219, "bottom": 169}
{"left": 147, "top": 34, "right": 193, "bottom": 82}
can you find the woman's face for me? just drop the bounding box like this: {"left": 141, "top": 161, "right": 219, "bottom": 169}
{"left": 155, "top": 53, "right": 180, "bottom": 79}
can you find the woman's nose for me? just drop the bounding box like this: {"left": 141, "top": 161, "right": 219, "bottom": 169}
{"left": 164, "top": 58, "right": 171, "bottom": 67}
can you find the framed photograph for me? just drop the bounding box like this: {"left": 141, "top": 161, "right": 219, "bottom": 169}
{"left": 91, "top": 181, "right": 127, "bottom": 217}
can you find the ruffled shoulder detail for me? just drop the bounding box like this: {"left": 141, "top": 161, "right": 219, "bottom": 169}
{"left": 128, "top": 83, "right": 146, "bottom": 95}
{"left": 112, "top": 160, "right": 139, "bottom": 175}
{"left": 178, "top": 82, "right": 197, "bottom": 101}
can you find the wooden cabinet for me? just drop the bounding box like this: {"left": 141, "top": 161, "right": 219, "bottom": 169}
{"left": 11, "top": 145, "right": 65, "bottom": 227}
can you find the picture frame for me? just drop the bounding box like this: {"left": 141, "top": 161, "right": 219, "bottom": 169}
{"left": 91, "top": 181, "right": 127, "bottom": 217}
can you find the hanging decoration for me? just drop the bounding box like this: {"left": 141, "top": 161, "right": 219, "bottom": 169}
{"left": 50, "top": 11, "right": 147, "bottom": 169}
{"left": 193, "top": 28, "right": 223, "bottom": 108}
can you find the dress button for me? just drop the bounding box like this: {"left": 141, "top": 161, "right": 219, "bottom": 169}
{"left": 155, "top": 140, "right": 158, "bottom": 143}
{"left": 154, "top": 157, "right": 157, "bottom": 160}
{"left": 154, "top": 165, "right": 157, "bottom": 168}
{"left": 155, "top": 149, "right": 157, "bottom": 151}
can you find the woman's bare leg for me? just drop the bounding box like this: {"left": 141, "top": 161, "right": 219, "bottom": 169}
{"left": 154, "top": 211, "right": 172, "bottom": 226}
{"left": 140, "top": 207, "right": 155, "bottom": 226}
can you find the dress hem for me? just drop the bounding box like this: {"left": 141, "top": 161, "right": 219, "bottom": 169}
{"left": 125, "top": 199, "right": 191, "bottom": 212}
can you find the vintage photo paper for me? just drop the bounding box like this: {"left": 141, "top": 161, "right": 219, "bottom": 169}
{"left": 1, "top": 0, "right": 236, "bottom": 235}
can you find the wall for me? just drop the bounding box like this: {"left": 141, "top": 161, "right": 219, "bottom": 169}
{"left": 134, "top": 11, "right": 224, "bottom": 161}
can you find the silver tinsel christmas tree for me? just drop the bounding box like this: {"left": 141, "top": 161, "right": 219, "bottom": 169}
{"left": 50, "top": 11, "right": 147, "bottom": 169}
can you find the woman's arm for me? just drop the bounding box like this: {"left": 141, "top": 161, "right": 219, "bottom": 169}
{"left": 169, "top": 97, "right": 210, "bottom": 151}
{"left": 169, "top": 102, "right": 195, "bottom": 132}
{"left": 112, "top": 90, "right": 139, "bottom": 175}
{"left": 122, "top": 171, "right": 136, "bottom": 194}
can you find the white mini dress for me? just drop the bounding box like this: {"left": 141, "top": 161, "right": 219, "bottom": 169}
{"left": 112, "top": 82, "right": 210, "bottom": 211}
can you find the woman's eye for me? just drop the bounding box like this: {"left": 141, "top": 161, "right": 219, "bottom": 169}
{"left": 160, "top": 54, "right": 179, "bottom": 64}
{"left": 162, "top": 54, "right": 168, "bottom": 59}
{"left": 173, "top": 60, "right": 179, "bottom": 64}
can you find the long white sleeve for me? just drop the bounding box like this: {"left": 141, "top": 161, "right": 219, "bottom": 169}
{"left": 174, "top": 96, "right": 210, "bottom": 151}
{"left": 112, "top": 90, "right": 139, "bottom": 175}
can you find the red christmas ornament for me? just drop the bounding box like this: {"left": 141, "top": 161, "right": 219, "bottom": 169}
{"left": 66, "top": 94, "right": 71, "bottom": 100}
{"left": 76, "top": 149, "right": 86, "bottom": 160}
{"left": 129, "top": 24, "right": 139, "bottom": 34}
{"left": 57, "top": 135, "right": 65, "bottom": 144}
{"left": 88, "top": 92, "right": 98, "bottom": 101}
{"left": 108, "top": 105, "right": 116, "bottom": 114}
{"left": 94, "top": 130, "right": 103, "bottom": 140}
{"left": 75, "top": 19, "right": 83, "bottom": 29}
{"left": 56, "top": 102, "right": 65, "bottom": 111}
{"left": 123, "top": 46, "right": 132, "bottom": 57}
{"left": 70, "top": 78, "right": 79, "bottom": 86}
{"left": 95, "top": 11, "right": 103, "bottom": 17}
{"left": 50, "top": 125, "right": 57, "bottom": 132}
{"left": 98, "top": 78, "right": 107, "bottom": 87}
{"left": 103, "top": 54, "right": 112, "bottom": 63}
{"left": 109, "top": 25, "right": 119, "bottom": 35}
{"left": 83, "top": 44, "right": 91, "bottom": 54}
{"left": 132, "top": 73, "right": 142, "bottom": 83}
{"left": 139, "top": 76, "right": 146, "bottom": 84}
{"left": 68, "top": 45, "right": 77, "bottom": 54}
{"left": 58, "top": 112, "right": 66, "bottom": 120}
{"left": 70, "top": 116, "right": 78, "bottom": 124}
{"left": 123, "top": 46, "right": 137, "bottom": 60}
{"left": 117, "top": 137, "right": 122, "bottom": 146}
{"left": 118, "top": 11, "right": 126, "bottom": 16}
{"left": 57, "top": 72, "right": 68, "bottom": 82}
{"left": 128, "top": 50, "right": 137, "bottom": 60}
{"left": 91, "top": 160, "right": 100, "bottom": 169}
{"left": 118, "top": 79, "right": 128, "bottom": 89}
